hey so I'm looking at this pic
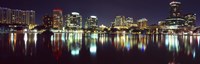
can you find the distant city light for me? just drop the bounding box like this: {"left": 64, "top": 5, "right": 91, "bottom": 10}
{"left": 90, "top": 16, "right": 97, "bottom": 18}
{"left": 170, "top": 1, "right": 181, "bottom": 5}
{"left": 90, "top": 45, "right": 97, "bottom": 54}
{"left": 71, "top": 48, "right": 80, "bottom": 56}
{"left": 24, "top": 29, "right": 28, "bottom": 32}
{"left": 91, "top": 33, "right": 98, "bottom": 39}
{"left": 72, "top": 12, "right": 79, "bottom": 15}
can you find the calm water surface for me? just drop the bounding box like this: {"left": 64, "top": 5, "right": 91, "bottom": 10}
{"left": 0, "top": 32, "right": 200, "bottom": 64}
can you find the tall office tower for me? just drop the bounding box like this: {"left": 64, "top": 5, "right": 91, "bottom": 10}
{"left": 165, "top": 0, "right": 185, "bottom": 26}
{"left": 85, "top": 16, "right": 98, "bottom": 29}
{"left": 114, "top": 16, "right": 126, "bottom": 26}
{"left": 43, "top": 15, "right": 53, "bottom": 28}
{"left": 53, "top": 8, "right": 63, "bottom": 29}
{"left": 66, "top": 12, "right": 82, "bottom": 29}
{"left": 184, "top": 13, "right": 196, "bottom": 27}
{"left": 137, "top": 18, "right": 148, "bottom": 29}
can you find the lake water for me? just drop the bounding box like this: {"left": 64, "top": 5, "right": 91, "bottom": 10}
{"left": 0, "top": 32, "right": 200, "bottom": 64}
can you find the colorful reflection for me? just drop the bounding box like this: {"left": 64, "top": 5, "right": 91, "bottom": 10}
{"left": 85, "top": 33, "right": 98, "bottom": 55}
{"left": 197, "top": 36, "right": 200, "bottom": 46}
{"left": 9, "top": 33, "right": 17, "bottom": 52}
{"left": 51, "top": 33, "right": 63, "bottom": 60}
{"left": 3, "top": 32, "right": 200, "bottom": 61}
{"left": 99, "top": 34, "right": 108, "bottom": 45}
{"left": 138, "top": 34, "right": 148, "bottom": 52}
{"left": 67, "top": 33, "right": 82, "bottom": 56}
{"left": 7, "top": 33, "right": 38, "bottom": 56}
{"left": 112, "top": 33, "right": 149, "bottom": 52}
{"left": 165, "top": 35, "right": 179, "bottom": 52}
{"left": 24, "top": 33, "right": 28, "bottom": 55}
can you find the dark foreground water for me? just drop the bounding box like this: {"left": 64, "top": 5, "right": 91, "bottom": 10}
{"left": 0, "top": 32, "right": 200, "bottom": 64}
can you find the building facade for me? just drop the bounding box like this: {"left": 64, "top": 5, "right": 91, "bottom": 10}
{"left": 53, "top": 9, "right": 63, "bottom": 29}
{"left": 114, "top": 16, "right": 126, "bottom": 26}
{"left": 85, "top": 16, "right": 98, "bottom": 30}
{"left": 137, "top": 18, "right": 148, "bottom": 29}
{"left": 66, "top": 12, "right": 82, "bottom": 29}
{"left": 184, "top": 13, "right": 196, "bottom": 27}
{"left": 0, "top": 7, "right": 35, "bottom": 25}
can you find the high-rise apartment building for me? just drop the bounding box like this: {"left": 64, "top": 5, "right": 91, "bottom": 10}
{"left": 0, "top": 7, "right": 35, "bottom": 26}
{"left": 53, "top": 8, "right": 63, "bottom": 29}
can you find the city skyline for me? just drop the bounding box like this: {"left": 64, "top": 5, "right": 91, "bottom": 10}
{"left": 0, "top": 0, "right": 199, "bottom": 26}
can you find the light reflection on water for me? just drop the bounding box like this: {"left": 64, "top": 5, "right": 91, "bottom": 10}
{"left": 1, "top": 33, "right": 200, "bottom": 63}
{"left": 165, "top": 35, "right": 179, "bottom": 52}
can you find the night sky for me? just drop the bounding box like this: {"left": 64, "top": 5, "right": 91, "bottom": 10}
{"left": 0, "top": 0, "right": 199, "bottom": 26}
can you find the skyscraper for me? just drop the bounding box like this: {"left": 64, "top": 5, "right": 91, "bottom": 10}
{"left": 85, "top": 16, "right": 98, "bottom": 30}
{"left": 165, "top": 0, "right": 185, "bottom": 27}
{"left": 114, "top": 16, "right": 126, "bottom": 26}
{"left": 66, "top": 12, "right": 82, "bottom": 29}
{"left": 53, "top": 8, "right": 63, "bottom": 29}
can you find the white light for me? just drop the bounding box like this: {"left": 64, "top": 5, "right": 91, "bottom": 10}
{"left": 61, "top": 33, "right": 65, "bottom": 41}
{"left": 99, "top": 24, "right": 106, "bottom": 28}
{"left": 24, "top": 33, "right": 28, "bottom": 41}
{"left": 170, "top": 1, "right": 181, "bottom": 5}
{"left": 71, "top": 48, "right": 80, "bottom": 56}
{"left": 72, "top": 12, "right": 79, "bottom": 15}
{"left": 62, "top": 27, "right": 65, "bottom": 31}
{"left": 90, "top": 45, "right": 97, "bottom": 54}
{"left": 34, "top": 33, "right": 37, "bottom": 43}
{"left": 24, "top": 33, "right": 28, "bottom": 55}
{"left": 183, "top": 33, "right": 188, "bottom": 35}
{"left": 91, "top": 33, "right": 98, "bottom": 39}
{"left": 11, "top": 33, "right": 14, "bottom": 42}
{"left": 24, "top": 29, "right": 28, "bottom": 32}
{"left": 193, "top": 51, "right": 196, "bottom": 58}
{"left": 138, "top": 18, "right": 148, "bottom": 22}
{"left": 33, "top": 29, "right": 37, "bottom": 32}
{"left": 91, "top": 16, "right": 97, "bottom": 18}
{"left": 123, "top": 31, "right": 126, "bottom": 33}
